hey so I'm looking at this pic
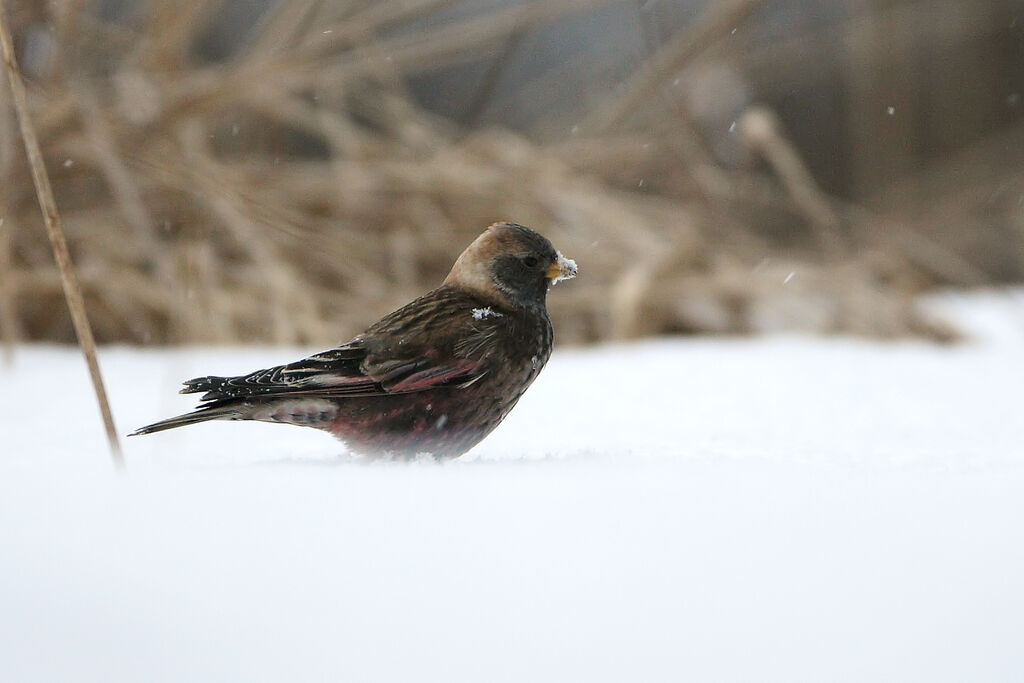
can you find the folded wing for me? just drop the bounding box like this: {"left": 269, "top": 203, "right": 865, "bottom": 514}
{"left": 181, "top": 340, "right": 484, "bottom": 403}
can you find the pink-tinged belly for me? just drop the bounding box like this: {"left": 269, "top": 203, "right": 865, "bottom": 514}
{"left": 326, "top": 388, "right": 514, "bottom": 458}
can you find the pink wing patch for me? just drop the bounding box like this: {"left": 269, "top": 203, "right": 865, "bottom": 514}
{"left": 383, "top": 359, "right": 482, "bottom": 393}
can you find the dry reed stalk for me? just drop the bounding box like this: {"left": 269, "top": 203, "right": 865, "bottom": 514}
{"left": 310, "top": 0, "right": 611, "bottom": 70}
{"left": 161, "top": 0, "right": 613, "bottom": 114}
{"left": 73, "top": 84, "right": 169, "bottom": 271}
{"left": 0, "top": 216, "right": 16, "bottom": 365}
{"left": 0, "top": 0, "right": 123, "bottom": 467}
{"left": 583, "top": 0, "right": 764, "bottom": 134}
{"left": 735, "top": 0, "right": 994, "bottom": 95}
{"left": 0, "top": 67, "right": 14, "bottom": 365}
{"left": 738, "top": 107, "right": 845, "bottom": 257}
{"left": 841, "top": 202, "right": 990, "bottom": 287}
{"left": 245, "top": 0, "right": 322, "bottom": 58}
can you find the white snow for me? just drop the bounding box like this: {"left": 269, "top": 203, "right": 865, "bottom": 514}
{"left": 471, "top": 306, "right": 501, "bottom": 320}
{"left": 551, "top": 251, "right": 577, "bottom": 284}
{"left": 1, "top": 291, "right": 1023, "bottom": 682}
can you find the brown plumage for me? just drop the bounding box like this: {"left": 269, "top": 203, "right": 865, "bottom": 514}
{"left": 131, "top": 222, "right": 577, "bottom": 458}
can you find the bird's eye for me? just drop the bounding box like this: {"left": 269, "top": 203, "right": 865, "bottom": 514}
{"left": 522, "top": 256, "right": 539, "bottom": 268}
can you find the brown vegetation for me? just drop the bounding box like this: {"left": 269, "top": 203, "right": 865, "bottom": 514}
{"left": 1, "top": 0, "right": 1021, "bottom": 348}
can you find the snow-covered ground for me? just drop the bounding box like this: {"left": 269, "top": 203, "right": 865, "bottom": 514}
{"left": 2, "top": 292, "right": 1023, "bottom": 682}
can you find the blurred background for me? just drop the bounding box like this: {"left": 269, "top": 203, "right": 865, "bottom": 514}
{"left": 1, "top": 0, "right": 1022, "bottom": 348}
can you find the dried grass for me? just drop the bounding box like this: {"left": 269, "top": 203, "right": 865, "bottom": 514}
{"left": 0, "top": 0, "right": 1015, "bottom": 348}
{"left": 1, "top": 0, "right": 122, "bottom": 465}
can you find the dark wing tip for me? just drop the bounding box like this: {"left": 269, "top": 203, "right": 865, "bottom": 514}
{"left": 180, "top": 375, "right": 222, "bottom": 395}
{"left": 127, "top": 423, "right": 161, "bottom": 437}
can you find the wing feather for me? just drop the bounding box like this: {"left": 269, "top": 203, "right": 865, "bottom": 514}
{"left": 181, "top": 338, "right": 486, "bottom": 404}
{"left": 179, "top": 287, "right": 506, "bottom": 404}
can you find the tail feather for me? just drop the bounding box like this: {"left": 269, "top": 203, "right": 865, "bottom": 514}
{"left": 129, "top": 401, "right": 244, "bottom": 436}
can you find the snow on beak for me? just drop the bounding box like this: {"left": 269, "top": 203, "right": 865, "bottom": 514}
{"left": 546, "top": 251, "right": 578, "bottom": 284}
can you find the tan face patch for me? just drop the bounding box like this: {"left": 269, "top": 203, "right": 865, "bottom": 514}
{"left": 443, "top": 226, "right": 504, "bottom": 299}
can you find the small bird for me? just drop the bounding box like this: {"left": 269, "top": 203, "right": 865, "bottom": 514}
{"left": 131, "top": 222, "right": 577, "bottom": 459}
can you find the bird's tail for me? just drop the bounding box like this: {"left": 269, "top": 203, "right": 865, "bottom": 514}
{"left": 129, "top": 401, "right": 244, "bottom": 436}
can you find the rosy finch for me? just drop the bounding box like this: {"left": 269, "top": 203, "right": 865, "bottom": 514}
{"left": 132, "top": 222, "right": 577, "bottom": 458}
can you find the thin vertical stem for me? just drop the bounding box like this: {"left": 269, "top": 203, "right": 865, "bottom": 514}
{"left": 0, "top": 1, "right": 123, "bottom": 468}
{"left": 0, "top": 217, "right": 16, "bottom": 366}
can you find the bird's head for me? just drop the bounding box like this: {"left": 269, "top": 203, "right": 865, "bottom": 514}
{"left": 445, "top": 222, "right": 577, "bottom": 308}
